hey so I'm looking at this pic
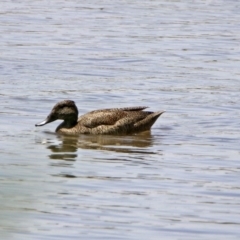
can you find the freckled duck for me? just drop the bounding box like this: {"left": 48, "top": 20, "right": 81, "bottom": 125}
{"left": 35, "top": 100, "right": 164, "bottom": 135}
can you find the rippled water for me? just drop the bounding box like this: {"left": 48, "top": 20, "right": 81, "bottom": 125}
{"left": 1, "top": 0, "right": 240, "bottom": 239}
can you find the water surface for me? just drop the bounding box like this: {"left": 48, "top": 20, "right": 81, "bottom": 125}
{"left": 0, "top": 0, "right": 240, "bottom": 239}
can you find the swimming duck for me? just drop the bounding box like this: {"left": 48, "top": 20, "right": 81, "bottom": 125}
{"left": 35, "top": 100, "right": 164, "bottom": 135}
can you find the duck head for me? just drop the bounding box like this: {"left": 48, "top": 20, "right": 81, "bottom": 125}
{"left": 35, "top": 100, "right": 78, "bottom": 127}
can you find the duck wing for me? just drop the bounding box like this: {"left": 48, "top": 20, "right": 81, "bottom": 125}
{"left": 78, "top": 107, "right": 149, "bottom": 129}
{"left": 113, "top": 106, "right": 148, "bottom": 112}
{"left": 89, "top": 106, "right": 148, "bottom": 113}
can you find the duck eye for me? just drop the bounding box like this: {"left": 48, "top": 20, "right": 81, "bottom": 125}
{"left": 59, "top": 104, "right": 67, "bottom": 109}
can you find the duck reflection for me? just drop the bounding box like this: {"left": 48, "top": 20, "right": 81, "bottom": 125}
{"left": 47, "top": 135, "right": 78, "bottom": 161}
{"left": 46, "top": 131, "right": 155, "bottom": 161}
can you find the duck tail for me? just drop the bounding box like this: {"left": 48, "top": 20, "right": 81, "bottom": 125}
{"left": 134, "top": 111, "right": 165, "bottom": 132}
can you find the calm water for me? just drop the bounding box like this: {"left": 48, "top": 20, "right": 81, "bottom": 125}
{"left": 1, "top": 0, "right": 240, "bottom": 239}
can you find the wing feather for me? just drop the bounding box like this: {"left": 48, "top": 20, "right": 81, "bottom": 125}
{"left": 78, "top": 107, "right": 150, "bottom": 129}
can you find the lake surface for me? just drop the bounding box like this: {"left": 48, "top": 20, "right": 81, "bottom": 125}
{"left": 1, "top": 0, "right": 240, "bottom": 239}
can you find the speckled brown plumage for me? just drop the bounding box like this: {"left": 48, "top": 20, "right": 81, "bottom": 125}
{"left": 35, "top": 100, "right": 165, "bottom": 135}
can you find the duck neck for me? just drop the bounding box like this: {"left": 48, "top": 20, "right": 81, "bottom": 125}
{"left": 64, "top": 118, "right": 78, "bottom": 128}
{"left": 56, "top": 117, "right": 77, "bottom": 132}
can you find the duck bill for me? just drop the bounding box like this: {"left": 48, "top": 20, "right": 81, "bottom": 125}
{"left": 35, "top": 116, "right": 55, "bottom": 127}
{"left": 35, "top": 119, "right": 49, "bottom": 127}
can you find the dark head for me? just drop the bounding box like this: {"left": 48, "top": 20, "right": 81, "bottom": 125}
{"left": 35, "top": 100, "right": 78, "bottom": 127}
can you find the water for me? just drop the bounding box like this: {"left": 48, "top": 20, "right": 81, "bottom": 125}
{"left": 1, "top": 0, "right": 240, "bottom": 239}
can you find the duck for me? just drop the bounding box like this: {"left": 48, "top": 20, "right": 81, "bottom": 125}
{"left": 35, "top": 100, "right": 164, "bottom": 135}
